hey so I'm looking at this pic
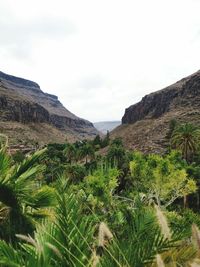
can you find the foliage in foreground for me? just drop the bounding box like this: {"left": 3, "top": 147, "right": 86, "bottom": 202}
{"left": 1, "top": 123, "right": 200, "bottom": 266}
{"left": 0, "top": 189, "right": 200, "bottom": 267}
{"left": 0, "top": 147, "right": 56, "bottom": 242}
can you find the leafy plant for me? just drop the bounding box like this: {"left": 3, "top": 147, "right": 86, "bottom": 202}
{"left": 129, "top": 151, "right": 196, "bottom": 207}
{"left": 0, "top": 147, "right": 56, "bottom": 242}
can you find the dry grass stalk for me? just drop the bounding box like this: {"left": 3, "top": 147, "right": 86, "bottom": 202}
{"left": 192, "top": 224, "right": 200, "bottom": 250}
{"left": 98, "top": 222, "right": 113, "bottom": 247}
{"left": 16, "top": 234, "right": 43, "bottom": 253}
{"left": 16, "top": 234, "right": 37, "bottom": 247}
{"left": 91, "top": 249, "right": 100, "bottom": 267}
{"left": 90, "top": 222, "right": 113, "bottom": 266}
{"left": 190, "top": 261, "right": 200, "bottom": 267}
{"left": 156, "top": 254, "right": 165, "bottom": 267}
{"left": 46, "top": 242, "right": 62, "bottom": 259}
{"left": 155, "top": 205, "right": 171, "bottom": 239}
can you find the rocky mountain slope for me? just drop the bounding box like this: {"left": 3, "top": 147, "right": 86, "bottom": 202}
{"left": 112, "top": 70, "right": 200, "bottom": 153}
{"left": 94, "top": 121, "right": 121, "bottom": 134}
{"left": 0, "top": 71, "right": 98, "bottom": 146}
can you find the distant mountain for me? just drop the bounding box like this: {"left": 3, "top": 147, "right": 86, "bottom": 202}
{"left": 0, "top": 71, "right": 98, "bottom": 146}
{"left": 112, "top": 70, "right": 200, "bottom": 153}
{"left": 94, "top": 121, "right": 121, "bottom": 134}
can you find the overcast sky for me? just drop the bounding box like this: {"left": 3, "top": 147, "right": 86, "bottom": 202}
{"left": 0, "top": 0, "right": 200, "bottom": 122}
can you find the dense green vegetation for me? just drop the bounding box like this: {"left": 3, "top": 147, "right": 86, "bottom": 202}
{"left": 1, "top": 124, "right": 200, "bottom": 266}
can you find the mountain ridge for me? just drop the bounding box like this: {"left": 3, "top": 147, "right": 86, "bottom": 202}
{"left": 112, "top": 70, "right": 200, "bottom": 153}
{"left": 0, "top": 71, "right": 98, "bottom": 146}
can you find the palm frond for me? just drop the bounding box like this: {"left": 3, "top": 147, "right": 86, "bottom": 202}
{"left": 10, "top": 148, "right": 46, "bottom": 182}
{"left": 29, "top": 186, "right": 56, "bottom": 209}
{"left": 0, "top": 240, "right": 24, "bottom": 267}
{"left": 0, "top": 147, "right": 11, "bottom": 183}
{"left": 99, "top": 207, "right": 174, "bottom": 267}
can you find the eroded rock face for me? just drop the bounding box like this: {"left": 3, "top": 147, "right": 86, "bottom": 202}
{"left": 0, "top": 71, "right": 40, "bottom": 89}
{"left": 0, "top": 96, "right": 49, "bottom": 123}
{"left": 112, "top": 70, "right": 200, "bottom": 154}
{"left": 0, "top": 71, "right": 98, "bottom": 144}
{"left": 122, "top": 70, "right": 200, "bottom": 124}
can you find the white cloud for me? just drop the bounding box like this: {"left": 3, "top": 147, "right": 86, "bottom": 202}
{"left": 0, "top": 0, "right": 200, "bottom": 122}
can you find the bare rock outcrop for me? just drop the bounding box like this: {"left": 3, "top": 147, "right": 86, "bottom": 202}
{"left": 122, "top": 70, "right": 200, "bottom": 124}
{"left": 0, "top": 71, "right": 98, "bottom": 145}
{"left": 113, "top": 70, "right": 200, "bottom": 153}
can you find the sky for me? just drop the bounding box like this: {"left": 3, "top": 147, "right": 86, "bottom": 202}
{"left": 0, "top": 0, "right": 200, "bottom": 122}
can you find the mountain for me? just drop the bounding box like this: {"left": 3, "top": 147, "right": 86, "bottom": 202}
{"left": 94, "top": 121, "right": 121, "bottom": 134}
{"left": 0, "top": 71, "right": 98, "bottom": 146}
{"left": 112, "top": 70, "right": 200, "bottom": 153}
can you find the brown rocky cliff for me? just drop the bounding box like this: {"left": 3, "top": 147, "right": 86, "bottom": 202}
{"left": 113, "top": 70, "right": 200, "bottom": 153}
{"left": 122, "top": 70, "right": 200, "bottom": 124}
{"left": 0, "top": 95, "right": 50, "bottom": 123}
{"left": 0, "top": 71, "right": 98, "bottom": 145}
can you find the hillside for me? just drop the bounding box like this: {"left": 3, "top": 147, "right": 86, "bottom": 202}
{"left": 112, "top": 70, "right": 200, "bottom": 153}
{"left": 0, "top": 71, "right": 98, "bottom": 146}
{"left": 94, "top": 121, "right": 121, "bottom": 134}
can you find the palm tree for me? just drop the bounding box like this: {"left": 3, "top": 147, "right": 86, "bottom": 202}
{"left": 171, "top": 123, "right": 200, "bottom": 163}
{"left": 107, "top": 141, "right": 125, "bottom": 168}
{"left": 171, "top": 123, "right": 200, "bottom": 208}
{"left": 0, "top": 146, "right": 56, "bottom": 242}
{"left": 0, "top": 194, "right": 198, "bottom": 267}
{"left": 64, "top": 143, "right": 77, "bottom": 164}
{"left": 65, "top": 164, "right": 86, "bottom": 183}
{"left": 80, "top": 143, "right": 95, "bottom": 164}
{"left": 0, "top": 193, "right": 95, "bottom": 267}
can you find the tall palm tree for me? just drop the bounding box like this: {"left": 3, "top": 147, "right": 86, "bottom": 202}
{"left": 107, "top": 142, "right": 125, "bottom": 168}
{"left": 64, "top": 143, "right": 77, "bottom": 164}
{"left": 80, "top": 143, "right": 95, "bottom": 164}
{"left": 171, "top": 123, "right": 200, "bottom": 163}
{"left": 171, "top": 123, "right": 200, "bottom": 208}
{"left": 65, "top": 164, "right": 86, "bottom": 183}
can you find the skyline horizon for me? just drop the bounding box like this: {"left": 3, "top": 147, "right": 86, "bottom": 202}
{"left": 1, "top": 67, "right": 200, "bottom": 123}
{"left": 1, "top": 0, "right": 199, "bottom": 122}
